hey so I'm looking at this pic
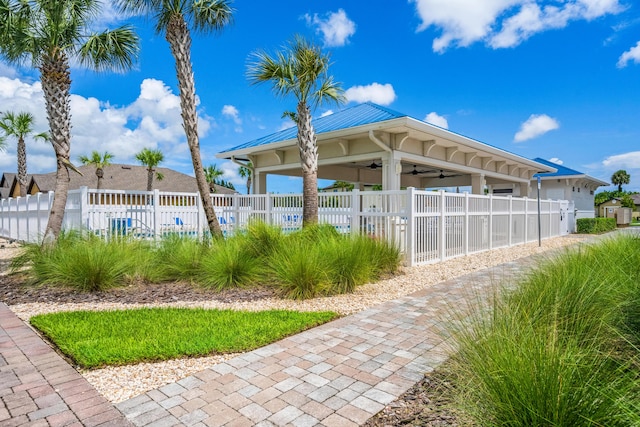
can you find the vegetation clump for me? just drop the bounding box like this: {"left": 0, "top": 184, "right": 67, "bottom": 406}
{"left": 576, "top": 217, "right": 616, "bottom": 233}
{"left": 13, "top": 222, "right": 401, "bottom": 298}
{"left": 449, "top": 234, "right": 640, "bottom": 426}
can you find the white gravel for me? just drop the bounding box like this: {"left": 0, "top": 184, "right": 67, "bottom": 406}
{"left": 3, "top": 235, "right": 586, "bottom": 403}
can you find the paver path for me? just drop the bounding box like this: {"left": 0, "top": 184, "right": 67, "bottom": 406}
{"left": 0, "top": 302, "right": 131, "bottom": 427}
{"left": 115, "top": 257, "right": 538, "bottom": 427}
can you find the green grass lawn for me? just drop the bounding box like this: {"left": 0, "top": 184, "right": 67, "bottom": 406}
{"left": 30, "top": 308, "right": 338, "bottom": 368}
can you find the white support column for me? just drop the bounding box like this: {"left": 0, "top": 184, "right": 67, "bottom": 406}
{"left": 382, "top": 157, "right": 401, "bottom": 191}
{"left": 471, "top": 173, "right": 486, "bottom": 195}
{"left": 254, "top": 171, "right": 267, "bottom": 194}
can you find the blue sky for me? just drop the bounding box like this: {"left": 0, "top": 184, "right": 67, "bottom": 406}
{"left": 1, "top": 0, "right": 639, "bottom": 194}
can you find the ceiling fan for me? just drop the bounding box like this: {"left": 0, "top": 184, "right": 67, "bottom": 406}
{"left": 404, "top": 165, "right": 432, "bottom": 175}
{"left": 438, "top": 170, "right": 462, "bottom": 179}
{"left": 368, "top": 161, "right": 382, "bottom": 170}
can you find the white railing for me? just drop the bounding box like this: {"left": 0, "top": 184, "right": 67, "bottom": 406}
{"left": 0, "top": 186, "right": 572, "bottom": 266}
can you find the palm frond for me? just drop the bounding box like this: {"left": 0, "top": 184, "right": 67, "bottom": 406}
{"left": 79, "top": 25, "right": 139, "bottom": 72}
{"left": 191, "top": 0, "right": 233, "bottom": 34}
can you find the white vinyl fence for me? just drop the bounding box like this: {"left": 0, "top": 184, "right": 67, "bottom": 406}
{"left": 0, "top": 186, "right": 572, "bottom": 266}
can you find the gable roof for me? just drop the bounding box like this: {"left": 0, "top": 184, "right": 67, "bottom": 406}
{"left": 532, "top": 158, "right": 609, "bottom": 186}
{"left": 15, "top": 164, "right": 237, "bottom": 196}
{"left": 221, "top": 102, "right": 406, "bottom": 153}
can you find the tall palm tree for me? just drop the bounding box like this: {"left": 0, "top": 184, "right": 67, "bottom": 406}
{"left": 247, "top": 35, "right": 344, "bottom": 226}
{"left": 135, "top": 148, "right": 165, "bottom": 191}
{"left": 115, "top": 0, "right": 233, "bottom": 238}
{"left": 204, "top": 164, "right": 224, "bottom": 192}
{"left": 79, "top": 151, "right": 114, "bottom": 190}
{"left": 0, "top": 0, "right": 139, "bottom": 243}
{"left": 611, "top": 169, "right": 630, "bottom": 193}
{"left": 0, "top": 111, "right": 49, "bottom": 197}
{"left": 238, "top": 161, "right": 252, "bottom": 194}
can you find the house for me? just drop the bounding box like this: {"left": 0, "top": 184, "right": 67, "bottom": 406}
{"left": 598, "top": 194, "right": 640, "bottom": 220}
{"left": 217, "top": 102, "right": 556, "bottom": 195}
{"left": 0, "top": 164, "right": 236, "bottom": 199}
{"left": 491, "top": 158, "right": 608, "bottom": 217}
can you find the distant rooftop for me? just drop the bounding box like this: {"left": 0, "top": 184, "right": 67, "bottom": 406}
{"left": 533, "top": 158, "right": 609, "bottom": 186}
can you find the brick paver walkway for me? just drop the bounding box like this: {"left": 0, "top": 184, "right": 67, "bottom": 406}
{"left": 115, "top": 257, "right": 539, "bottom": 427}
{"left": 4, "top": 232, "right": 618, "bottom": 426}
{"left": 0, "top": 302, "right": 131, "bottom": 427}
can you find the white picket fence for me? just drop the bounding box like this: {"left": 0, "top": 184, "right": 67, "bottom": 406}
{"left": 0, "top": 186, "right": 572, "bottom": 266}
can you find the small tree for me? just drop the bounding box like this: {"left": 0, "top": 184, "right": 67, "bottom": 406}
{"left": 135, "top": 148, "right": 164, "bottom": 191}
{"left": 204, "top": 164, "right": 224, "bottom": 192}
{"left": 248, "top": 35, "right": 345, "bottom": 226}
{"left": 0, "top": 111, "right": 49, "bottom": 197}
{"left": 611, "top": 170, "right": 630, "bottom": 192}
{"left": 238, "top": 161, "right": 253, "bottom": 194}
{"left": 79, "top": 151, "right": 114, "bottom": 190}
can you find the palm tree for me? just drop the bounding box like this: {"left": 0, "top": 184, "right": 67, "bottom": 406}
{"left": 0, "top": 111, "right": 49, "bottom": 197}
{"left": 115, "top": 0, "right": 233, "bottom": 238}
{"left": 238, "top": 161, "right": 252, "bottom": 194}
{"left": 0, "top": 0, "right": 138, "bottom": 243}
{"left": 135, "top": 148, "right": 165, "bottom": 191}
{"left": 79, "top": 151, "right": 114, "bottom": 190}
{"left": 204, "top": 164, "right": 224, "bottom": 192}
{"left": 611, "top": 169, "right": 630, "bottom": 193}
{"left": 247, "top": 35, "right": 345, "bottom": 226}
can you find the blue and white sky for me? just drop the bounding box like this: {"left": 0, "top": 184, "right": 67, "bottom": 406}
{"left": 1, "top": 0, "right": 639, "bottom": 194}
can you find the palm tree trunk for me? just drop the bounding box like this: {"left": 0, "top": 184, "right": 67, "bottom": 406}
{"left": 166, "top": 16, "right": 222, "bottom": 238}
{"left": 17, "top": 136, "right": 27, "bottom": 198}
{"left": 96, "top": 168, "right": 104, "bottom": 190}
{"left": 147, "top": 168, "right": 154, "bottom": 191}
{"left": 40, "top": 54, "right": 73, "bottom": 244}
{"left": 296, "top": 102, "right": 318, "bottom": 226}
{"left": 247, "top": 176, "right": 252, "bottom": 194}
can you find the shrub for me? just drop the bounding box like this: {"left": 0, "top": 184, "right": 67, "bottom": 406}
{"left": 450, "top": 234, "right": 640, "bottom": 426}
{"left": 11, "top": 231, "right": 145, "bottom": 291}
{"left": 240, "top": 221, "right": 284, "bottom": 258}
{"left": 576, "top": 217, "right": 616, "bottom": 233}
{"left": 149, "top": 233, "right": 208, "bottom": 282}
{"left": 198, "top": 238, "right": 262, "bottom": 290}
{"left": 269, "top": 241, "right": 329, "bottom": 300}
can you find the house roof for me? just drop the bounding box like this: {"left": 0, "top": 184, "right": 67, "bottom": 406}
{"left": 532, "top": 158, "right": 609, "bottom": 186}
{"left": 220, "top": 103, "right": 406, "bottom": 153}
{"left": 5, "top": 164, "right": 236, "bottom": 197}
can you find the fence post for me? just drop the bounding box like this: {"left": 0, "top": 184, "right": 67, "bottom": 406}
{"left": 508, "top": 195, "right": 513, "bottom": 246}
{"left": 488, "top": 193, "right": 493, "bottom": 250}
{"left": 351, "top": 189, "right": 360, "bottom": 235}
{"left": 523, "top": 197, "right": 529, "bottom": 242}
{"left": 464, "top": 192, "right": 469, "bottom": 255}
{"left": 406, "top": 187, "right": 415, "bottom": 266}
{"left": 153, "top": 189, "right": 161, "bottom": 239}
{"left": 439, "top": 190, "right": 446, "bottom": 262}
{"left": 266, "top": 193, "right": 272, "bottom": 225}
{"left": 79, "top": 186, "right": 89, "bottom": 231}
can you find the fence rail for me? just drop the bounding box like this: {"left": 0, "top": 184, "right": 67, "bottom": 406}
{"left": 0, "top": 187, "right": 572, "bottom": 266}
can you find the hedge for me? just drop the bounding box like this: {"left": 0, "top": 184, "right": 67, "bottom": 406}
{"left": 576, "top": 217, "right": 616, "bottom": 234}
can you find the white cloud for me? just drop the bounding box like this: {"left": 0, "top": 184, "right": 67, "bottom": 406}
{"left": 548, "top": 157, "right": 564, "bottom": 165}
{"left": 411, "top": 0, "right": 623, "bottom": 52}
{"left": 424, "top": 112, "right": 448, "bottom": 129}
{"left": 305, "top": 9, "right": 356, "bottom": 47}
{"left": 514, "top": 114, "right": 559, "bottom": 142}
{"left": 602, "top": 151, "right": 640, "bottom": 169}
{"left": 0, "top": 76, "right": 212, "bottom": 173}
{"left": 617, "top": 41, "right": 640, "bottom": 68}
{"left": 344, "top": 83, "right": 396, "bottom": 105}
{"left": 222, "top": 104, "right": 242, "bottom": 132}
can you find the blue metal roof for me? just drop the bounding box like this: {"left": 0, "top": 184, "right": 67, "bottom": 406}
{"left": 220, "top": 102, "right": 407, "bottom": 154}
{"left": 532, "top": 158, "right": 583, "bottom": 177}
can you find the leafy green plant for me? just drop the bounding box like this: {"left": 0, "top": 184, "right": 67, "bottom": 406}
{"left": 576, "top": 217, "right": 616, "bottom": 233}
{"left": 240, "top": 220, "right": 284, "bottom": 258}
{"left": 30, "top": 308, "right": 337, "bottom": 368}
